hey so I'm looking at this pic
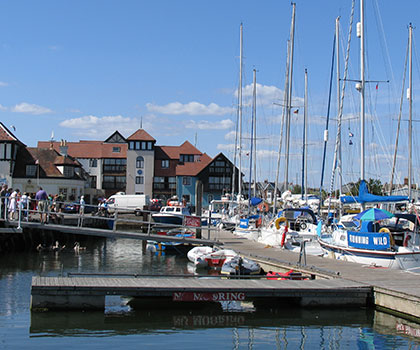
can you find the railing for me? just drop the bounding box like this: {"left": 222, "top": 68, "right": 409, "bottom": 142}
{"left": 0, "top": 196, "right": 220, "bottom": 241}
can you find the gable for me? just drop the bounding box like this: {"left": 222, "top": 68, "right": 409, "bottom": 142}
{"left": 104, "top": 131, "right": 126, "bottom": 144}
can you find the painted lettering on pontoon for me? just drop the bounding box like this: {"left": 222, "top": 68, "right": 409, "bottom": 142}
{"left": 173, "top": 292, "right": 245, "bottom": 302}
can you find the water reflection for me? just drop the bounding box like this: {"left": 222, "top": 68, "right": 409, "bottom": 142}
{"left": 1, "top": 238, "right": 420, "bottom": 349}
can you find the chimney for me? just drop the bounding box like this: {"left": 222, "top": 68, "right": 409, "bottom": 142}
{"left": 59, "top": 139, "right": 68, "bottom": 156}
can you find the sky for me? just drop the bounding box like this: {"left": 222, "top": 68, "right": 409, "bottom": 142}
{"left": 2, "top": 0, "right": 420, "bottom": 191}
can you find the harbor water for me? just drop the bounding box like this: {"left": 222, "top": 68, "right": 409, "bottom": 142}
{"left": 1, "top": 238, "right": 419, "bottom": 349}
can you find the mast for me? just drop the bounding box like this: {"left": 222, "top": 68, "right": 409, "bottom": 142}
{"left": 238, "top": 23, "right": 243, "bottom": 202}
{"left": 248, "top": 69, "right": 256, "bottom": 202}
{"left": 252, "top": 69, "right": 257, "bottom": 198}
{"left": 336, "top": 17, "right": 342, "bottom": 208}
{"left": 408, "top": 23, "right": 413, "bottom": 200}
{"left": 359, "top": 0, "right": 365, "bottom": 183}
{"left": 302, "top": 69, "right": 308, "bottom": 201}
{"left": 232, "top": 23, "right": 244, "bottom": 201}
{"left": 284, "top": 2, "right": 296, "bottom": 191}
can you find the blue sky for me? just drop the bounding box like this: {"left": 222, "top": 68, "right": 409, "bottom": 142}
{"left": 2, "top": 0, "right": 420, "bottom": 189}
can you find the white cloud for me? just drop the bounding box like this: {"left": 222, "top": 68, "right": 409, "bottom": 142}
{"left": 146, "top": 101, "right": 234, "bottom": 116}
{"left": 185, "top": 119, "right": 234, "bottom": 130}
{"left": 0, "top": 104, "right": 7, "bottom": 111}
{"left": 60, "top": 115, "right": 139, "bottom": 138}
{"left": 0, "top": 81, "right": 8, "bottom": 87}
{"left": 12, "top": 102, "right": 53, "bottom": 115}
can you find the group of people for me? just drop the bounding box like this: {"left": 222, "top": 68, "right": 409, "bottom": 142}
{"left": 0, "top": 184, "right": 31, "bottom": 221}
{"left": 0, "top": 185, "right": 67, "bottom": 224}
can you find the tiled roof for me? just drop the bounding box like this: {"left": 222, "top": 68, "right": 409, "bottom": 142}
{"left": 0, "top": 122, "right": 19, "bottom": 142}
{"left": 127, "top": 129, "right": 156, "bottom": 141}
{"left": 158, "top": 141, "right": 202, "bottom": 160}
{"left": 176, "top": 153, "right": 212, "bottom": 176}
{"left": 13, "top": 147, "right": 83, "bottom": 179}
{"left": 37, "top": 141, "right": 127, "bottom": 158}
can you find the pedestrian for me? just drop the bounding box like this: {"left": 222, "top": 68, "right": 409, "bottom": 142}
{"left": 79, "top": 195, "right": 85, "bottom": 216}
{"left": 20, "top": 192, "right": 29, "bottom": 221}
{"left": 35, "top": 187, "right": 48, "bottom": 224}
{"left": 8, "top": 189, "right": 20, "bottom": 220}
{"left": 0, "top": 184, "right": 7, "bottom": 219}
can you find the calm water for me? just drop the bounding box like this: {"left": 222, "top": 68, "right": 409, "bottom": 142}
{"left": 0, "top": 238, "right": 419, "bottom": 349}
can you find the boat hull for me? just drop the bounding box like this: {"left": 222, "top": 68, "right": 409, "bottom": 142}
{"left": 319, "top": 238, "right": 420, "bottom": 271}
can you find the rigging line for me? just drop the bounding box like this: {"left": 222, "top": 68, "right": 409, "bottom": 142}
{"left": 319, "top": 31, "right": 336, "bottom": 199}
{"left": 390, "top": 35, "right": 409, "bottom": 194}
{"left": 328, "top": 0, "right": 355, "bottom": 213}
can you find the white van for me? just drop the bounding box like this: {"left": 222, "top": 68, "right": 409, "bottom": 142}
{"left": 106, "top": 194, "right": 150, "bottom": 216}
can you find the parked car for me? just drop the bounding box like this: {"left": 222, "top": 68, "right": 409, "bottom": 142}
{"left": 62, "top": 202, "right": 95, "bottom": 214}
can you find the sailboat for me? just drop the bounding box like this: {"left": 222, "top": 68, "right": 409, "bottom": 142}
{"left": 318, "top": 1, "right": 420, "bottom": 271}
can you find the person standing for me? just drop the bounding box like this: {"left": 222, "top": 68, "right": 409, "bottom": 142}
{"left": 79, "top": 195, "right": 85, "bottom": 216}
{"left": 20, "top": 192, "right": 29, "bottom": 221}
{"left": 8, "top": 189, "right": 20, "bottom": 221}
{"left": 0, "top": 184, "right": 7, "bottom": 219}
{"left": 35, "top": 187, "right": 48, "bottom": 224}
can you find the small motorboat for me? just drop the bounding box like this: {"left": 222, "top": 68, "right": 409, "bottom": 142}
{"left": 187, "top": 246, "right": 214, "bottom": 267}
{"left": 147, "top": 228, "right": 195, "bottom": 253}
{"left": 221, "top": 256, "right": 263, "bottom": 276}
{"left": 151, "top": 204, "right": 191, "bottom": 225}
{"left": 203, "top": 249, "right": 238, "bottom": 268}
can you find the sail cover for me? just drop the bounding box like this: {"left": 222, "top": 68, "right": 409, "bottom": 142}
{"left": 340, "top": 180, "right": 408, "bottom": 204}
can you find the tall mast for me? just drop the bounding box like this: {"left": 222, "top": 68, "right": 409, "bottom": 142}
{"left": 252, "top": 69, "right": 257, "bottom": 198}
{"left": 284, "top": 3, "right": 296, "bottom": 191}
{"left": 359, "top": 0, "right": 365, "bottom": 183}
{"left": 304, "top": 69, "right": 308, "bottom": 201}
{"left": 336, "top": 17, "right": 342, "bottom": 205}
{"left": 408, "top": 23, "right": 413, "bottom": 200}
{"left": 238, "top": 23, "right": 243, "bottom": 201}
{"left": 248, "top": 69, "right": 256, "bottom": 202}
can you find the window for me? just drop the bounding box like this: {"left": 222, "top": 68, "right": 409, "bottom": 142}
{"left": 26, "top": 165, "right": 37, "bottom": 177}
{"left": 147, "top": 142, "right": 153, "bottom": 150}
{"left": 154, "top": 176, "right": 165, "bottom": 190}
{"left": 136, "top": 176, "right": 144, "bottom": 184}
{"left": 64, "top": 166, "right": 74, "bottom": 178}
{"left": 103, "top": 175, "right": 126, "bottom": 189}
{"left": 180, "top": 154, "right": 194, "bottom": 163}
{"left": 135, "top": 141, "right": 140, "bottom": 150}
{"left": 168, "top": 176, "right": 176, "bottom": 189}
{"left": 129, "top": 141, "right": 135, "bottom": 150}
{"left": 136, "top": 156, "right": 144, "bottom": 168}
{"left": 89, "top": 159, "right": 97, "bottom": 167}
{"left": 89, "top": 175, "right": 97, "bottom": 188}
{"left": 183, "top": 176, "right": 191, "bottom": 186}
{"left": 103, "top": 158, "right": 126, "bottom": 172}
{"left": 112, "top": 147, "right": 121, "bottom": 153}
{"left": 59, "top": 188, "right": 68, "bottom": 201}
{"left": 162, "top": 160, "right": 169, "bottom": 168}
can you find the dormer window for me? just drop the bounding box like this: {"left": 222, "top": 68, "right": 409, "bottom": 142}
{"left": 180, "top": 154, "right": 194, "bottom": 163}
{"left": 26, "top": 165, "right": 37, "bottom": 177}
{"left": 63, "top": 166, "right": 74, "bottom": 177}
